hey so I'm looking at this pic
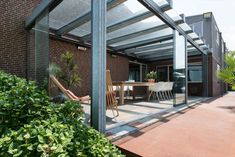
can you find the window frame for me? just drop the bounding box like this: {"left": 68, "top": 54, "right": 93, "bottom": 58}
{"left": 188, "top": 63, "right": 203, "bottom": 83}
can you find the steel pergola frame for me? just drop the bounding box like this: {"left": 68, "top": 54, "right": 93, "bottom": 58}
{"left": 26, "top": 0, "right": 209, "bottom": 132}
{"left": 137, "top": 0, "right": 206, "bottom": 55}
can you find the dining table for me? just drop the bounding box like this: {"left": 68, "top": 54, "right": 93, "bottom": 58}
{"left": 112, "top": 81, "right": 155, "bottom": 105}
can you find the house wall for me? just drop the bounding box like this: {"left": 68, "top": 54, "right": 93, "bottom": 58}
{"left": 0, "top": 0, "right": 41, "bottom": 78}
{"left": 186, "top": 13, "right": 227, "bottom": 97}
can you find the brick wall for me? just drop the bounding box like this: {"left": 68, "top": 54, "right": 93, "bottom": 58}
{"left": 50, "top": 38, "right": 129, "bottom": 97}
{"left": 0, "top": 0, "right": 40, "bottom": 77}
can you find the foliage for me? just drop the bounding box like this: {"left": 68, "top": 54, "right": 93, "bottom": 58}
{"left": 60, "top": 51, "right": 81, "bottom": 88}
{"left": 0, "top": 117, "right": 75, "bottom": 157}
{"left": 0, "top": 71, "right": 124, "bottom": 156}
{"left": 232, "top": 85, "right": 235, "bottom": 91}
{"left": 0, "top": 117, "right": 123, "bottom": 157}
{"left": 218, "top": 51, "right": 235, "bottom": 86}
{"left": 146, "top": 71, "right": 157, "bottom": 79}
{"left": 0, "top": 71, "right": 51, "bottom": 134}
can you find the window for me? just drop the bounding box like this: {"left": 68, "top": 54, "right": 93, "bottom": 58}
{"left": 189, "top": 21, "right": 203, "bottom": 38}
{"left": 215, "top": 26, "right": 220, "bottom": 45}
{"left": 129, "top": 62, "right": 147, "bottom": 82}
{"left": 188, "top": 65, "right": 202, "bottom": 82}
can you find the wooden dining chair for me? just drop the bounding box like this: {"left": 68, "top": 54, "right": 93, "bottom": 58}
{"left": 106, "top": 70, "right": 119, "bottom": 117}
{"left": 49, "top": 75, "right": 90, "bottom": 104}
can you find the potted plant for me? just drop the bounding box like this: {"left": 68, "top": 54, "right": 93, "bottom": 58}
{"left": 146, "top": 71, "right": 157, "bottom": 83}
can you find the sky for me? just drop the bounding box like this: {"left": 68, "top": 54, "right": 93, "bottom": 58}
{"left": 173, "top": 0, "right": 235, "bottom": 51}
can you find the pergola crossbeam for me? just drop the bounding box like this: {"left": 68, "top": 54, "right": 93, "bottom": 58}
{"left": 142, "top": 51, "right": 173, "bottom": 59}
{"left": 138, "top": 48, "right": 173, "bottom": 57}
{"left": 113, "top": 34, "right": 173, "bottom": 51}
{"left": 125, "top": 42, "right": 173, "bottom": 54}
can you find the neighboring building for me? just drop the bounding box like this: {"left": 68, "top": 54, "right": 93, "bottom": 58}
{"left": 186, "top": 12, "right": 228, "bottom": 97}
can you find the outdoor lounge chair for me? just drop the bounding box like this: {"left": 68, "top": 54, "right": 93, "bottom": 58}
{"left": 106, "top": 70, "right": 119, "bottom": 117}
{"left": 49, "top": 75, "right": 90, "bottom": 104}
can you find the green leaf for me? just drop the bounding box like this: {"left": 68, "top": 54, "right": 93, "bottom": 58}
{"left": 38, "top": 135, "right": 44, "bottom": 143}
{"left": 24, "top": 133, "right": 30, "bottom": 139}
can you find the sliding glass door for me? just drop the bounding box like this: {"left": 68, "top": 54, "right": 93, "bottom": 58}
{"left": 173, "top": 30, "right": 187, "bottom": 106}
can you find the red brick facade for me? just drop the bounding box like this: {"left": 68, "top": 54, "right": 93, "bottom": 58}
{"left": 0, "top": 0, "right": 40, "bottom": 77}
{"left": 49, "top": 38, "right": 129, "bottom": 96}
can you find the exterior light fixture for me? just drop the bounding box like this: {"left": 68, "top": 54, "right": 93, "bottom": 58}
{"left": 77, "top": 46, "right": 87, "bottom": 51}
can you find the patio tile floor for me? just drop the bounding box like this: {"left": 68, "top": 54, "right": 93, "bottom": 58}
{"left": 82, "top": 96, "right": 206, "bottom": 140}
{"left": 115, "top": 92, "right": 235, "bottom": 157}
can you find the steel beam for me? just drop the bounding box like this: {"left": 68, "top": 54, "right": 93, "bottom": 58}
{"left": 187, "top": 43, "right": 204, "bottom": 49}
{"left": 137, "top": 48, "right": 173, "bottom": 57}
{"left": 138, "top": 0, "right": 206, "bottom": 55}
{"left": 25, "top": 0, "right": 63, "bottom": 29}
{"left": 125, "top": 42, "right": 173, "bottom": 54}
{"left": 147, "top": 51, "right": 205, "bottom": 62}
{"left": 91, "top": 0, "right": 106, "bottom": 133}
{"left": 107, "top": 19, "right": 183, "bottom": 45}
{"left": 143, "top": 51, "right": 173, "bottom": 59}
{"left": 148, "top": 54, "right": 173, "bottom": 61}
{"left": 81, "top": 11, "right": 154, "bottom": 41}
{"left": 113, "top": 34, "right": 173, "bottom": 51}
{"left": 57, "top": 0, "right": 126, "bottom": 36}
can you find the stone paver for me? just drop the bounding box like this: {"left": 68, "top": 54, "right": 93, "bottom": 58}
{"left": 116, "top": 92, "right": 235, "bottom": 157}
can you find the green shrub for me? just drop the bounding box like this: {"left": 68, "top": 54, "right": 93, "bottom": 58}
{"left": 0, "top": 118, "right": 123, "bottom": 157}
{"left": 0, "top": 71, "right": 124, "bottom": 156}
{"left": 0, "top": 117, "right": 74, "bottom": 157}
{"left": 0, "top": 71, "right": 51, "bottom": 134}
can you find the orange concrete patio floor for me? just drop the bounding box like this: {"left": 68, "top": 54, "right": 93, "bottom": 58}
{"left": 114, "top": 92, "right": 235, "bottom": 157}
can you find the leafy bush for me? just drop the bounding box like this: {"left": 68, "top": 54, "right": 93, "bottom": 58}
{"left": 0, "top": 118, "right": 122, "bottom": 157}
{"left": 0, "top": 117, "right": 75, "bottom": 157}
{"left": 218, "top": 51, "right": 235, "bottom": 86}
{"left": 0, "top": 71, "right": 124, "bottom": 156}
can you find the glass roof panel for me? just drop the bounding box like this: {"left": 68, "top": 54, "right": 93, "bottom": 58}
{"left": 47, "top": 0, "right": 206, "bottom": 55}
{"left": 107, "top": 0, "right": 149, "bottom": 26}
{"left": 49, "top": 0, "right": 90, "bottom": 29}
{"left": 110, "top": 28, "right": 173, "bottom": 47}
{"left": 107, "top": 16, "right": 165, "bottom": 40}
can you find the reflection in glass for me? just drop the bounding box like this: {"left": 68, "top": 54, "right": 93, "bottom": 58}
{"left": 173, "top": 31, "right": 186, "bottom": 106}
{"left": 35, "top": 9, "right": 49, "bottom": 85}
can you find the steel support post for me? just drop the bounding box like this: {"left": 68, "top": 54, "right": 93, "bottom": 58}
{"left": 91, "top": 0, "right": 106, "bottom": 133}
